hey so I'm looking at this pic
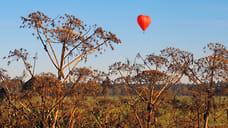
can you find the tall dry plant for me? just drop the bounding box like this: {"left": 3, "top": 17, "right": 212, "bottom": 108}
{"left": 21, "top": 11, "right": 121, "bottom": 81}
{"left": 0, "top": 68, "right": 7, "bottom": 82}
{"left": 2, "top": 11, "right": 121, "bottom": 127}
{"left": 3, "top": 48, "right": 37, "bottom": 78}
{"left": 184, "top": 43, "right": 228, "bottom": 128}
{"left": 109, "top": 47, "right": 193, "bottom": 128}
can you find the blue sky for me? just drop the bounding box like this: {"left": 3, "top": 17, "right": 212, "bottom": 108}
{"left": 0, "top": 0, "right": 228, "bottom": 77}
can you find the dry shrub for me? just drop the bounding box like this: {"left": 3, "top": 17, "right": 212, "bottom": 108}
{"left": 22, "top": 75, "right": 64, "bottom": 97}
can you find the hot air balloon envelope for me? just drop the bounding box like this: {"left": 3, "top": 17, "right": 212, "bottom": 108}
{"left": 137, "top": 15, "right": 151, "bottom": 32}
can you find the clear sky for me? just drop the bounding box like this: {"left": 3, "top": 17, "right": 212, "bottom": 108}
{"left": 0, "top": 0, "right": 228, "bottom": 78}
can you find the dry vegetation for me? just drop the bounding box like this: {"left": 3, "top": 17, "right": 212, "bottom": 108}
{"left": 0, "top": 12, "right": 228, "bottom": 128}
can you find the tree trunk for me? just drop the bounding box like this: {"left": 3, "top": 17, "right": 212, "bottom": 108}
{"left": 147, "top": 103, "right": 152, "bottom": 128}
{"left": 203, "top": 111, "right": 209, "bottom": 128}
{"left": 197, "top": 108, "right": 200, "bottom": 128}
{"left": 147, "top": 103, "right": 157, "bottom": 128}
{"left": 227, "top": 109, "right": 228, "bottom": 125}
{"left": 58, "top": 41, "right": 67, "bottom": 80}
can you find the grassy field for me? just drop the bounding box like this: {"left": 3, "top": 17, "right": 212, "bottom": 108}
{"left": 1, "top": 92, "right": 228, "bottom": 127}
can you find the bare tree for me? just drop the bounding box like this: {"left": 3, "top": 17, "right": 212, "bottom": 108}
{"left": 21, "top": 11, "right": 121, "bottom": 81}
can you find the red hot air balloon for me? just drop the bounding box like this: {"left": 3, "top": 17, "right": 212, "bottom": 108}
{"left": 137, "top": 15, "right": 151, "bottom": 33}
